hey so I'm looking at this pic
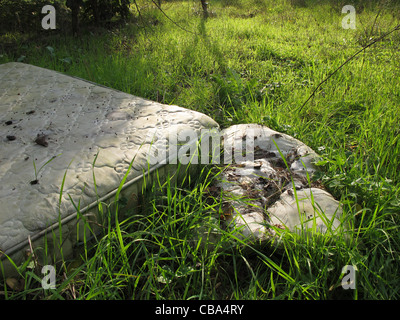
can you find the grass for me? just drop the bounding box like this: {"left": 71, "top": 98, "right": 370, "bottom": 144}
{"left": 1, "top": 0, "right": 400, "bottom": 299}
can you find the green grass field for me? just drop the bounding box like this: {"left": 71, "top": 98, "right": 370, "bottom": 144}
{"left": 1, "top": 0, "right": 400, "bottom": 299}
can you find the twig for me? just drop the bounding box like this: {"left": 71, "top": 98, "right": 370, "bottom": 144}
{"left": 27, "top": 235, "right": 39, "bottom": 271}
{"left": 370, "top": 8, "right": 382, "bottom": 39}
{"left": 82, "top": 59, "right": 94, "bottom": 82}
{"left": 297, "top": 23, "right": 400, "bottom": 112}
{"left": 132, "top": 0, "right": 151, "bottom": 32}
{"left": 151, "top": 0, "right": 199, "bottom": 35}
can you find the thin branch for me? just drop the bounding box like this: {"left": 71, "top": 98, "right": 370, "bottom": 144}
{"left": 297, "top": 23, "right": 400, "bottom": 113}
{"left": 151, "top": 0, "right": 199, "bottom": 35}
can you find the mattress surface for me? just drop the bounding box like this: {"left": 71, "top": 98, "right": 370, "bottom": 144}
{"left": 218, "top": 124, "right": 347, "bottom": 244}
{"left": 0, "top": 62, "right": 218, "bottom": 273}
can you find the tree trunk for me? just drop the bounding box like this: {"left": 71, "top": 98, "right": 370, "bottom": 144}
{"left": 90, "top": 0, "right": 99, "bottom": 24}
{"left": 200, "top": 0, "right": 208, "bottom": 18}
{"left": 66, "top": 0, "right": 81, "bottom": 35}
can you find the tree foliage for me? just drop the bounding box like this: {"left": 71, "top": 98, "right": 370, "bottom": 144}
{"left": 68, "top": 0, "right": 131, "bottom": 25}
{"left": 0, "top": 0, "right": 58, "bottom": 33}
{"left": 0, "top": 0, "right": 132, "bottom": 35}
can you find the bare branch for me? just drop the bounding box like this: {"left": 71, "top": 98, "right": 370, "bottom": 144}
{"left": 297, "top": 23, "right": 400, "bottom": 113}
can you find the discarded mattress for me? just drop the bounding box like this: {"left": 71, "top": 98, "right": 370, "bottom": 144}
{"left": 0, "top": 62, "right": 218, "bottom": 277}
{"left": 216, "top": 124, "right": 348, "bottom": 245}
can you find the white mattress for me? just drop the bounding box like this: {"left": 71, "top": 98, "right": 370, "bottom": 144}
{"left": 218, "top": 124, "right": 347, "bottom": 245}
{"left": 0, "top": 62, "right": 218, "bottom": 276}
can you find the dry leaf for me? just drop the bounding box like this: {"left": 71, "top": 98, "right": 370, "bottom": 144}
{"left": 6, "top": 278, "right": 25, "bottom": 292}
